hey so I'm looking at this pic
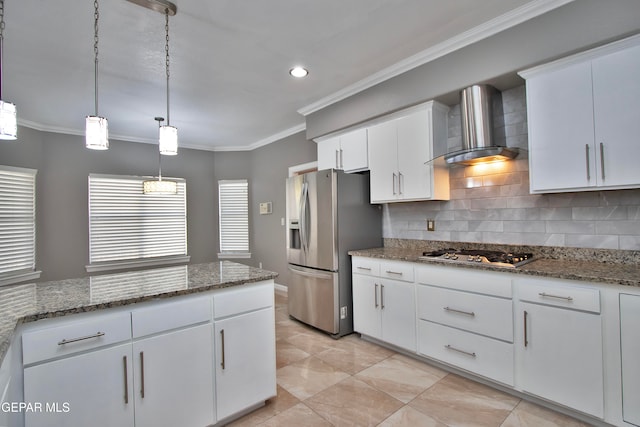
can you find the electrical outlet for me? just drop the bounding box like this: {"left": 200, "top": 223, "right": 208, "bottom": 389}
{"left": 427, "top": 219, "right": 435, "bottom": 231}
{"left": 340, "top": 306, "right": 347, "bottom": 319}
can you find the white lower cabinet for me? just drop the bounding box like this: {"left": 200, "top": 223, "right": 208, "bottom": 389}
{"left": 24, "top": 342, "right": 135, "bottom": 427}
{"left": 352, "top": 258, "right": 416, "bottom": 352}
{"left": 516, "top": 279, "right": 603, "bottom": 418}
{"left": 620, "top": 294, "right": 640, "bottom": 426}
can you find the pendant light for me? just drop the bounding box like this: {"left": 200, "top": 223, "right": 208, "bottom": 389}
{"left": 158, "top": 7, "right": 177, "bottom": 155}
{"left": 0, "top": 0, "right": 17, "bottom": 140}
{"left": 85, "top": 0, "right": 109, "bottom": 150}
{"left": 143, "top": 117, "right": 177, "bottom": 194}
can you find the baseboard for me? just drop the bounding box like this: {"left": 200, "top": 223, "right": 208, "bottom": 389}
{"left": 274, "top": 283, "right": 287, "bottom": 294}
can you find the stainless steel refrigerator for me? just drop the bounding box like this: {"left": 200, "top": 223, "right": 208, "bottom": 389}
{"left": 286, "top": 169, "right": 381, "bottom": 337}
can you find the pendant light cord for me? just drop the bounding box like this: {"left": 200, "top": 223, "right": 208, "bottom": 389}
{"left": 164, "top": 9, "right": 170, "bottom": 126}
{"left": 94, "top": 0, "right": 100, "bottom": 116}
{"left": 0, "top": 0, "right": 6, "bottom": 99}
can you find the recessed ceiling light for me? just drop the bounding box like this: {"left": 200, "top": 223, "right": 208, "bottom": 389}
{"left": 289, "top": 66, "right": 309, "bottom": 78}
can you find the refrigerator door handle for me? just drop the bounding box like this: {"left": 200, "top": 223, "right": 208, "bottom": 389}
{"left": 288, "top": 265, "right": 334, "bottom": 280}
{"left": 299, "top": 182, "right": 309, "bottom": 253}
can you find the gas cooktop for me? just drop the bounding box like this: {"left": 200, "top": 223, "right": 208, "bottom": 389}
{"left": 419, "top": 248, "right": 535, "bottom": 268}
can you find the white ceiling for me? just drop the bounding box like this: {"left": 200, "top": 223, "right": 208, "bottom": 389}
{"left": 5, "top": 0, "right": 561, "bottom": 151}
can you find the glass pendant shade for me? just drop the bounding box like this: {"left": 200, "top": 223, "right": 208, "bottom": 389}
{"left": 143, "top": 179, "right": 177, "bottom": 194}
{"left": 85, "top": 115, "right": 109, "bottom": 150}
{"left": 159, "top": 124, "right": 178, "bottom": 155}
{"left": 0, "top": 100, "right": 17, "bottom": 140}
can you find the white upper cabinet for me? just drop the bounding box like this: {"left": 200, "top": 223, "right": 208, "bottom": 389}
{"left": 316, "top": 128, "right": 368, "bottom": 172}
{"left": 368, "top": 101, "right": 450, "bottom": 203}
{"left": 520, "top": 34, "right": 640, "bottom": 193}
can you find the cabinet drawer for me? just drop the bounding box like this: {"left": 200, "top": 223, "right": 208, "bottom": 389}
{"left": 416, "top": 264, "right": 512, "bottom": 298}
{"left": 352, "top": 257, "right": 380, "bottom": 276}
{"left": 22, "top": 312, "right": 132, "bottom": 365}
{"left": 214, "top": 281, "right": 274, "bottom": 319}
{"left": 379, "top": 260, "right": 414, "bottom": 282}
{"left": 418, "top": 320, "right": 514, "bottom": 386}
{"left": 417, "top": 285, "right": 513, "bottom": 342}
{"left": 517, "top": 278, "right": 600, "bottom": 313}
{"left": 132, "top": 296, "right": 211, "bottom": 338}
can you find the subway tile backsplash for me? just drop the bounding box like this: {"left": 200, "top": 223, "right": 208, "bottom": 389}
{"left": 382, "top": 85, "right": 640, "bottom": 250}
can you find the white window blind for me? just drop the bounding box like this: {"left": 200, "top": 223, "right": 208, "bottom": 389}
{"left": 218, "top": 180, "right": 249, "bottom": 255}
{"left": 88, "top": 174, "right": 188, "bottom": 269}
{"left": 0, "top": 166, "right": 38, "bottom": 284}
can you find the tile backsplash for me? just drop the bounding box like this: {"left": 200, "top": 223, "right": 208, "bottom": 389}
{"left": 382, "top": 85, "right": 640, "bottom": 251}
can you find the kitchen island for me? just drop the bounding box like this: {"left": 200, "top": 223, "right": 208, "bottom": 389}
{"left": 0, "top": 261, "right": 278, "bottom": 427}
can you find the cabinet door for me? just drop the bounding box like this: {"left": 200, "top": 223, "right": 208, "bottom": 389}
{"left": 340, "top": 128, "right": 368, "bottom": 172}
{"left": 396, "top": 110, "right": 432, "bottom": 201}
{"left": 133, "top": 324, "right": 215, "bottom": 427}
{"left": 215, "top": 308, "right": 276, "bottom": 422}
{"left": 526, "top": 61, "right": 596, "bottom": 192}
{"left": 352, "top": 274, "right": 382, "bottom": 339}
{"left": 592, "top": 44, "right": 640, "bottom": 188}
{"left": 367, "top": 120, "right": 398, "bottom": 203}
{"left": 519, "top": 302, "right": 603, "bottom": 417}
{"left": 380, "top": 279, "right": 416, "bottom": 352}
{"left": 317, "top": 137, "right": 340, "bottom": 170}
{"left": 620, "top": 294, "right": 640, "bottom": 426}
{"left": 24, "top": 343, "right": 134, "bottom": 427}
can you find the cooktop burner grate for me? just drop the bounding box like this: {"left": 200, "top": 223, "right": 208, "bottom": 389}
{"left": 420, "top": 248, "right": 534, "bottom": 268}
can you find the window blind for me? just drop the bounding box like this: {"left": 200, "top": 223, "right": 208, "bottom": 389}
{"left": 88, "top": 174, "right": 187, "bottom": 266}
{"left": 218, "top": 180, "right": 249, "bottom": 253}
{"left": 0, "top": 166, "right": 37, "bottom": 279}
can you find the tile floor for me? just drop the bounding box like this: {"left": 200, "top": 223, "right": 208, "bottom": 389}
{"left": 228, "top": 292, "right": 591, "bottom": 427}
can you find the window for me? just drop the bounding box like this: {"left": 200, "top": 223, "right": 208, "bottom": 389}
{"left": 218, "top": 179, "right": 249, "bottom": 258}
{"left": 87, "top": 174, "right": 189, "bottom": 272}
{"left": 0, "top": 165, "right": 40, "bottom": 286}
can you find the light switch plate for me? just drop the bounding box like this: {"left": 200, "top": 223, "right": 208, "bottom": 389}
{"left": 259, "top": 202, "right": 272, "bottom": 215}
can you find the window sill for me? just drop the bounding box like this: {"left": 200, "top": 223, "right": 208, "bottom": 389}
{"left": 86, "top": 255, "right": 191, "bottom": 274}
{"left": 0, "top": 270, "right": 42, "bottom": 287}
{"left": 217, "top": 252, "right": 252, "bottom": 260}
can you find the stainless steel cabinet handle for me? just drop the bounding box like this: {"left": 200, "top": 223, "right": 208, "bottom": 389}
{"left": 385, "top": 270, "right": 403, "bottom": 276}
{"left": 585, "top": 144, "right": 591, "bottom": 180}
{"left": 58, "top": 331, "right": 105, "bottom": 345}
{"left": 123, "top": 356, "right": 129, "bottom": 404}
{"left": 524, "top": 310, "right": 528, "bottom": 347}
{"left": 392, "top": 173, "right": 398, "bottom": 195}
{"left": 340, "top": 149, "right": 344, "bottom": 169}
{"left": 444, "top": 344, "right": 476, "bottom": 358}
{"left": 380, "top": 284, "right": 385, "bottom": 309}
{"left": 374, "top": 284, "right": 379, "bottom": 308}
{"left": 398, "top": 172, "right": 404, "bottom": 195}
{"left": 220, "top": 329, "right": 226, "bottom": 370}
{"left": 443, "top": 306, "right": 475, "bottom": 317}
{"left": 357, "top": 266, "right": 372, "bottom": 271}
{"left": 538, "top": 292, "right": 573, "bottom": 301}
{"left": 139, "top": 351, "right": 145, "bottom": 398}
{"left": 600, "top": 142, "right": 605, "bottom": 180}
{"left": 335, "top": 150, "right": 340, "bottom": 169}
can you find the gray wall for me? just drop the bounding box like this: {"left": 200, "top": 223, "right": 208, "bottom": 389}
{"left": 305, "top": 0, "right": 640, "bottom": 139}
{"left": 0, "top": 126, "right": 317, "bottom": 283}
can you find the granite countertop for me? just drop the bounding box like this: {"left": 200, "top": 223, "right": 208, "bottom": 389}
{"left": 349, "top": 247, "right": 640, "bottom": 288}
{"left": 0, "top": 261, "right": 277, "bottom": 366}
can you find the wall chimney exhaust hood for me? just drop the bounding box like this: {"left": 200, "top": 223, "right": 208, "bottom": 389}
{"left": 444, "top": 84, "right": 518, "bottom": 166}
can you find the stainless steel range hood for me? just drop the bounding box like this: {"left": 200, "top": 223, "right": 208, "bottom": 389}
{"left": 445, "top": 84, "right": 518, "bottom": 166}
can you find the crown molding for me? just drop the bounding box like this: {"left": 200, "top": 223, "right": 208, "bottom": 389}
{"left": 297, "top": 0, "right": 576, "bottom": 116}
{"left": 213, "top": 123, "right": 306, "bottom": 152}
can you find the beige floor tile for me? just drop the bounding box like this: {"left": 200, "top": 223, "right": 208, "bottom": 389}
{"left": 276, "top": 356, "right": 350, "bottom": 400}
{"left": 501, "top": 400, "right": 593, "bottom": 427}
{"left": 305, "top": 377, "right": 404, "bottom": 426}
{"left": 275, "top": 338, "right": 310, "bottom": 369}
{"left": 226, "top": 385, "right": 300, "bottom": 426}
{"left": 258, "top": 403, "right": 333, "bottom": 427}
{"left": 333, "top": 333, "right": 396, "bottom": 357}
{"left": 283, "top": 330, "right": 337, "bottom": 355}
{"left": 410, "top": 374, "right": 521, "bottom": 426}
{"left": 315, "top": 342, "right": 391, "bottom": 375}
{"left": 379, "top": 405, "right": 447, "bottom": 427}
{"left": 355, "top": 353, "right": 448, "bottom": 403}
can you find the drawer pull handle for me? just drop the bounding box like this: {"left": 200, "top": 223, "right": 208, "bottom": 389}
{"left": 357, "top": 267, "right": 372, "bottom": 271}
{"left": 140, "top": 351, "right": 145, "bottom": 399}
{"left": 538, "top": 292, "right": 573, "bottom": 302}
{"left": 374, "top": 284, "right": 379, "bottom": 308}
{"left": 58, "top": 331, "right": 105, "bottom": 346}
{"left": 444, "top": 344, "right": 476, "bottom": 358}
{"left": 600, "top": 142, "right": 605, "bottom": 180}
{"left": 381, "top": 284, "right": 385, "bottom": 309}
{"left": 385, "top": 270, "right": 403, "bottom": 276}
{"left": 524, "top": 310, "right": 529, "bottom": 347}
{"left": 443, "top": 307, "right": 475, "bottom": 317}
{"left": 123, "top": 356, "right": 129, "bottom": 404}
{"left": 220, "top": 329, "right": 226, "bottom": 370}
